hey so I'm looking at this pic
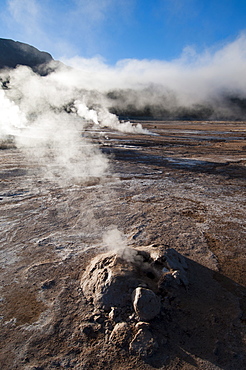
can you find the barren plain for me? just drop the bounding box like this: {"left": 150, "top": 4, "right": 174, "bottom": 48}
{"left": 0, "top": 120, "right": 246, "bottom": 369}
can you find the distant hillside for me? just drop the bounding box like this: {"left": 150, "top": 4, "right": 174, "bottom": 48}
{"left": 0, "top": 38, "right": 54, "bottom": 73}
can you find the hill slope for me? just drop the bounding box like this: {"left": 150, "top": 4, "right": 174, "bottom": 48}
{"left": 0, "top": 38, "right": 53, "bottom": 72}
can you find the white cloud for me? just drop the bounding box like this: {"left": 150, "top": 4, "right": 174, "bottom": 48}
{"left": 72, "top": 0, "right": 114, "bottom": 22}
{"left": 7, "top": 0, "right": 41, "bottom": 36}
{"left": 62, "top": 0, "right": 134, "bottom": 58}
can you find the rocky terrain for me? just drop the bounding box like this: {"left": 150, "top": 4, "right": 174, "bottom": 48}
{"left": 0, "top": 120, "right": 245, "bottom": 369}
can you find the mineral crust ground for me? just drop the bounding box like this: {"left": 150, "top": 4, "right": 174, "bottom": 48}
{"left": 0, "top": 120, "right": 245, "bottom": 369}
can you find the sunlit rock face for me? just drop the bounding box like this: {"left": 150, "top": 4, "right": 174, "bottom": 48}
{"left": 0, "top": 38, "right": 53, "bottom": 73}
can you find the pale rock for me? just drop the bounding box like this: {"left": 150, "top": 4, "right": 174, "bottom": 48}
{"left": 132, "top": 287, "right": 161, "bottom": 321}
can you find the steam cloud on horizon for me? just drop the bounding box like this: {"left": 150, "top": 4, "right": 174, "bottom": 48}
{"left": 1, "top": 33, "right": 246, "bottom": 183}
{"left": 60, "top": 33, "right": 246, "bottom": 120}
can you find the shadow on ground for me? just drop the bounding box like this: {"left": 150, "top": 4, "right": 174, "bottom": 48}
{"left": 144, "top": 250, "right": 246, "bottom": 369}
{"left": 102, "top": 147, "right": 246, "bottom": 180}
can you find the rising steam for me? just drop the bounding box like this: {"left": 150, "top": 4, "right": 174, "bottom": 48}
{"left": 103, "top": 227, "right": 141, "bottom": 263}
{"left": 1, "top": 33, "right": 246, "bottom": 184}
{"left": 0, "top": 63, "right": 148, "bottom": 184}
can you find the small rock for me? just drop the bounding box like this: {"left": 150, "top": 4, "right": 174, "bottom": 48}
{"left": 132, "top": 287, "right": 161, "bottom": 321}
{"left": 158, "top": 271, "right": 177, "bottom": 291}
{"left": 109, "top": 307, "right": 121, "bottom": 322}
{"left": 109, "top": 322, "right": 131, "bottom": 348}
{"left": 129, "top": 327, "right": 158, "bottom": 357}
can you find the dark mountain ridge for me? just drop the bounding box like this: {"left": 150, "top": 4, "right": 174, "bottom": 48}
{"left": 1, "top": 38, "right": 246, "bottom": 120}
{"left": 0, "top": 38, "right": 54, "bottom": 74}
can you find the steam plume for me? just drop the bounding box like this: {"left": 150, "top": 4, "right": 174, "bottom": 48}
{"left": 61, "top": 33, "right": 246, "bottom": 120}
{"left": 0, "top": 63, "right": 147, "bottom": 184}
{"left": 103, "top": 227, "right": 139, "bottom": 263}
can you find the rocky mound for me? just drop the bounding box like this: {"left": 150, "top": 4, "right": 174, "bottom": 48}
{"left": 80, "top": 246, "right": 188, "bottom": 358}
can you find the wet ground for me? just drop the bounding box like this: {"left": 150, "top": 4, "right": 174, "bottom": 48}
{"left": 0, "top": 120, "right": 245, "bottom": 369}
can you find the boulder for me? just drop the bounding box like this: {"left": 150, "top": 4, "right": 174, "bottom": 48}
{"left": 132, "top": 287, "right": 161, "bottom": 321}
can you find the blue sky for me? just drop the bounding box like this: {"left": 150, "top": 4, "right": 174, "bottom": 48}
{"left": 0, "top": 0, "right": 246, "bottom": 64}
